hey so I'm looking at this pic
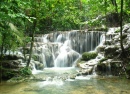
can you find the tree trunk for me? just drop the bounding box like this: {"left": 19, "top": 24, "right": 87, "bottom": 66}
{"left": 104, "top": 0, "right": 107, "bottom": 44}
{"left": 0, "top": 35, "right": 6, "bottom": 58}
{"left": 26, "top": 0, "right": 38, "bottom": 68}
{"left": 26, "top": 20, "right": 37, "bottom": 67}
{"left": 120, "top": 0, "right": 125, "bottom": 57}
{"left": 79, "top": 0, "right": 82, "bottom": 10}
{"left": 111, "top": 0, "right": 118, "bottom": 13}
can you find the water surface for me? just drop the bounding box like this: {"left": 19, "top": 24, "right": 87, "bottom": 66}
{"left": 0, "top": 68, "right": 130, "bottom": 94}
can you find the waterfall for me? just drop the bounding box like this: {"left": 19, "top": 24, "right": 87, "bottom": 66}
{"left": 32, "top": 30, "right": 103, "bottom": 68}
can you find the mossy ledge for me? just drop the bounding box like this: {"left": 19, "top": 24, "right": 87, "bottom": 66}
{"left": 82, "top": 51, "right": 98, "bottom": 61}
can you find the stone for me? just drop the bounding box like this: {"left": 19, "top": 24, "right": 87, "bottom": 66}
{"left": 33, "top": 61, "right": 44, "bottom": 70}
{"left": 81, "top": 66, "right": 93, "bottom": 75}
{"left": 96, "top": 45, "right": 105, "bottom": 53}
{"left": 113, "top": 35, "right": 120, "bottom": 42}
{"left": 96, "top": 63, "right": 107, "bottom": 75}
{"left": 123, "top": 23, "right": 130, "bottom": 33}
{"left": 104, "top": 46, "right": 119, "bottom": 58}
{"left": 127, "top": 28, "right": 130, "bottom": 33}
{"left": 69, "top": 74, "right": 76, "bottom": 79}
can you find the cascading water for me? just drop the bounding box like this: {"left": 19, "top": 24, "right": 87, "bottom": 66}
{"left": 32, "top": 30, "right": 103, "bottom": 69}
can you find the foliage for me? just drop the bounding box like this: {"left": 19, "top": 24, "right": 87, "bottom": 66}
{"left": 19, "top": 67, "right": 32, "bottom": 76}
{"left": 0, "top": 0, "right": 26, "bottom": 56}
{"left": 98, "top": 58, "right": 108, "bottom": 64}
{"left": 0, "top": 0, "right": 130, "bottom": 33}
{"left": 115, "top": 28, "right": 120, "bottom": 33}
{"left": 82, "top": 51, "right": 97, "bottom": 61}
{"left": 32, "top": 54, "right": 39, "bottom": 61}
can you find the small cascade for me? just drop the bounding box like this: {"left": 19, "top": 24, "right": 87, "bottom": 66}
{"left": 30, "top": 30, "right": 103, "bottom": 69}
{"left": 106, "top": 61, "right": 112, "bottom": 75}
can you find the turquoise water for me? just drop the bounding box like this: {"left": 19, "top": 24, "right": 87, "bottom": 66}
{"left": 0, "top": 68, "right": 130, "bottom": 94}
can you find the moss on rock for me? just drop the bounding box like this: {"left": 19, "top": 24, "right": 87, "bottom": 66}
{"left": 98, "top": 58, "right": 108, "bottom": 64}
{"left": 82, "top": 52, "right": 97, "bottom": 61}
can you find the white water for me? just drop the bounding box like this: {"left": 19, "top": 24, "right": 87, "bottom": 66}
{"left": 31, "top": 30, "right": 103, "bottom": 69}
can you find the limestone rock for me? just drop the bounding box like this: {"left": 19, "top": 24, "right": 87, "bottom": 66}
{"left": 96, "top": 45, "right": 105, "bottom": 53}
{"left": 104, "top": 46, "right": 119, "bottom": 58}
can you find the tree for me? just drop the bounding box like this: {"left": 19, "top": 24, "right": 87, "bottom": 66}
{"left": 0, "top": 0, "right": 24, "bottom": 57}
{"left": 26, "top": 0, "right": 40, "bottom": 67}
{"left": 110, "top": 0, "right": 118, "bottom": 13}
{"left": 119, "top": 0, "right": 125, "bottom": 57}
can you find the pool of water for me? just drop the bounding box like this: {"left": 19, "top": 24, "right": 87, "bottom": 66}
{"left": 0, "top": 68, "right": 130, "bottom": 94}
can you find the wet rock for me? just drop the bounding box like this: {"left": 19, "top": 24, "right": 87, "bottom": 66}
{"left": 42, "top": 48, "right": 53, "bottom": 67}
{"left": 113, "top": 35, "right": 120, "bottom": 42}
{"left": 32, "top": 61, "right": 44, "bottom": 70}
{"left": 96, "top": 45, "right": 105, "bottom": 53}
{"left": 126, "top": 66, "right": 130, "bottom": 77}
{"left": 104, "top": 40, "right": 112, "bottom": 45}
{"left": 69, "top": 74, "right": 76, "bottom": 79}
{"left": 104, "top": 46, "right": 119, "bottom": 58}
{"left": 127, "top": 28, "right": 130, "bottom": 33}
{"left": 77, "top": 62, "right": 94, "bottom": 75}
{"left": 97, "top": 63, "right": 107, "bottom": 75}
{"left": 81, "top": 67, "right": 93, "bottom": 75}
{"left": 75, "top": 58, "right": 85, "bottom": 67}
{"left": 122, "top": 33, "right": 127, "bottom": 40}
{"left": 123, "top": 23, "right": 130, "bottom": 33}
{"left": 1, "top": 55, "right": 22, "bottom": 60}
{"left": 1, "top": 60, "right": 21, "bottom": 68}
{"left": 97, "top": 59, "right": 122, "bottom": 76}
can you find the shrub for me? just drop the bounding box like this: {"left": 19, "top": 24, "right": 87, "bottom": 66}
{"left": 19, "top": 67, "right": 32, "bottom": 76}
{"left": 82, "top": 52, "right": 97, "bottom": 61}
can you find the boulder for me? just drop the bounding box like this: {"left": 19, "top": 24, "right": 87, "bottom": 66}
{"left": 97, "top": 59, "right": 122, "bottom": 76}
{"left": 96, "top": 45, "right": 105, "bottom": 53}
{"left": 104, "top": 46, "right": 119, "bottom": 58}
{"left": 82, "top": 51, "right": 98, "bottom": 61}
{"left": 32, "top": 61, "right": 44, "bottom": 70}
{"left": 123, "top": 23, "right": 130, "bottom": 33}
{"left": 81, "top": 66, "right": 93, "bottom": 75}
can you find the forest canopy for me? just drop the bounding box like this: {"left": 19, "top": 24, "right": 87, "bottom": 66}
{"left": 0, "top": 0, "right": 130, "bottom": 56}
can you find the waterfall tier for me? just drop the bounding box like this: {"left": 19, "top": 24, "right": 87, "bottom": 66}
{"left": 30, "top": 30, "right": 103, "bottom": 68}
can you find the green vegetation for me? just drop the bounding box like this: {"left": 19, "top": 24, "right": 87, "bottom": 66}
{"left": 19, "top": 67, "right": 32, "bottom": 76}
{"left": 115, "top": 28, "right": 120, "bottom": 33}
{"left": 82, "top": 52, "right": 97, "bottom": 61}
{"left": 0, "top": 0, "right": 130, "bottom": 79}
{"left": 98, "top": 58, "right": 108, "bottom": 64}
{"left": 0, "top": 0, "right": 130, "bottom": 60}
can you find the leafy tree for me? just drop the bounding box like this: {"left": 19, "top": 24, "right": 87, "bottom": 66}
{"left": 0, "top": 0, "right": 24, "bottom": 57}
{"left": 26, "top": 0, "right": 40, "bottom": 67}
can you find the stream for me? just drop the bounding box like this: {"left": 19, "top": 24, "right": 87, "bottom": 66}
{"left": 0, "top": 68, "right": 130, "bottom": 94}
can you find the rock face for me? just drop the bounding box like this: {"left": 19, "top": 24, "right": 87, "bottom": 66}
{"left": 77, "top": 23, "right": 130, "bottom": 77}
{"left": 104, "top": 46, "right": 119, "bottom": 58}
{"left": 76, "top": 52, "right": 100, "bottom": 75}
{"left": 96, "top": 24, "right": 130, "bottom": 77}
{"left": 0, "top": 55, "right": 26, "bottom": 80}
